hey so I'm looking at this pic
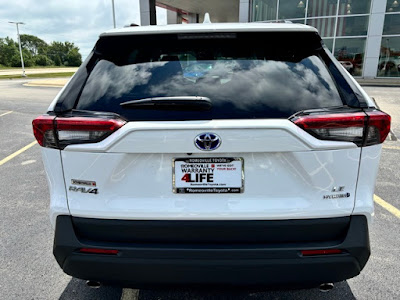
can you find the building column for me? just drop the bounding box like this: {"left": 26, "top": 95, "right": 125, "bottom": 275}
{"left": 239, "top": 0, "right": 250, "bottom": 22}
{"left": 187, "top": 13, "right": 199, "bottom": 24}
{"left": 363, "top": 0, "right": 387, "bottom": 78}
{"left": 139, "top": 0, "right": 157, "bottom": 25}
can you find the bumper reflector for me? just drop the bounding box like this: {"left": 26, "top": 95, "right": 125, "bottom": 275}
{"left": 79, "top": 248, "right": 119, "bottom": 255}
{"left": 301, "top": 249, "right": 342, "bottom": 256}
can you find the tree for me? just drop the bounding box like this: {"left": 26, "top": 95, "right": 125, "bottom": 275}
{"left": 48, "top": 41, "right": 81, "bottom": 66}
{"left": 65, "top": 48, "right": 82, "bottom": 66}
{"left": 34, "top": 54, "right": 53, "bottom": 66}
{"left": 20, "top": 34, "right": 48, "bottom": 56}
{"left": 0, "top": 37, "right": 19, "bottom": 67}
{"left": 0, "top": 35, "right": 82, "bottom": 67}
{"left": 53, "top": 55, "right": 62, "bottom": 66}
{"left": 10, "top": 49, "right": 34, "bottom": 67}
{"left": 48, "top": 41, "right": 68, "bottom": 65}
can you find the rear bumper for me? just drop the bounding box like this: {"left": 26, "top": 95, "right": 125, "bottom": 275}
{"left": 53, "top": 215, "right": 370, "bottom": 288}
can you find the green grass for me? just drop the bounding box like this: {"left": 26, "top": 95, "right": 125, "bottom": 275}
{"left": 0, "top": 72, "right": 75, "bottom": 79}
{"left": 0, "top": 65, "right": 78, "bottom": 69}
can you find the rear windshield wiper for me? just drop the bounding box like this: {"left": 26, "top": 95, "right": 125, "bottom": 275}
{"left": 120, "top": 96, "right": 212, "bottom": 111}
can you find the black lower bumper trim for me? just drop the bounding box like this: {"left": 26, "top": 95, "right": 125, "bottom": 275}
{"left": 53, "top": 215, "right": 370, "bottom": 288}
{"left": 71, "top": 216, "right": 350, "bottom": 244}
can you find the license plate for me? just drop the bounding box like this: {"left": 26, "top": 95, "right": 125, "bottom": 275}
{"left": 173, "top": 157, "right": 244, "bottom": 194}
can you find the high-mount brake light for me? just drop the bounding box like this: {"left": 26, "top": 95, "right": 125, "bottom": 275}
{"left": 32, "top": 116, "right": 126, "bottom": 149}
{"left": 292, "top": 111, "right": 390, "bottom": 146}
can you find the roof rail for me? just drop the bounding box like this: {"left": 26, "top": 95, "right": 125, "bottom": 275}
{"left": 256, "top": 20, "right": 293, "bottom": 24}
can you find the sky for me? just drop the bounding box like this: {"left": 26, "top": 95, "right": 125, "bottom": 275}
{"left": 0, "top": 0, "right": 166, "bottom": 60}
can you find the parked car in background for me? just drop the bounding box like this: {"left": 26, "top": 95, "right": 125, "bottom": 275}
{"left": 340, "top": 61, "right": 354, "bottom": 74}
{"left": 378, "top": 56, "right": 400, "bottom": 76}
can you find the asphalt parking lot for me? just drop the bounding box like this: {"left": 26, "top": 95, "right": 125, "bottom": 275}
{"left": 0, "top": 79, "right": 400, "bottom": 300}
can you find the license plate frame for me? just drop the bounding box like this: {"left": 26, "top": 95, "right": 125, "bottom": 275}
{"left": 172, "top": 157, "right": 244, "bottom": 194}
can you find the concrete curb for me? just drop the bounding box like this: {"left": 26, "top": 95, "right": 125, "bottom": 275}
{"left": 23, "top": 79, "right": 69, "bottom": 88}
{"left": 357, "top": 79, "right": 400, "bottom": 87}
{"left": 0, "top": 67, "right": 78, "bottom": 76}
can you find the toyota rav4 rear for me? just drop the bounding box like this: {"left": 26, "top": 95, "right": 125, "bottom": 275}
{"left": 33, "top": 23, "right": 390, "bottom": 288}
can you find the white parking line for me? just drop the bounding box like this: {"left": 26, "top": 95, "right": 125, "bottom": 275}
{"left": 120, "top": 289, "right": 140, "bottom": 300}
{"left": 0, "top": 111, "right": 13, "bottom": 117}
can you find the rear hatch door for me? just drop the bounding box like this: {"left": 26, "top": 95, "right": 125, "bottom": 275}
{"left": 58, "top": 31, "right": 365, "bottom": 220}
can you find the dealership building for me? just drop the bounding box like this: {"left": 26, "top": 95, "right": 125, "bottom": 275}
{"left": 138, "top": 0, "right": 400, "bottom": 79}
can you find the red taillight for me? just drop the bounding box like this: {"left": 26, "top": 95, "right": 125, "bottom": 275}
{"left": 301, "top": 249, "right": 343, "bottom": 256}
{"left": 32, "top": 115, "right": 56, "bottom": 147}
{"left": 366, "top": 111, "right": 391, "bottom": 144}
{"left": 32, "top": 115, "right": 126, "bottom": 149}
{"left": 79, "top": 248, "right": 119, "bottom": 255}
{"left": 292, "top": 110, "right": 391, "bottom": 146}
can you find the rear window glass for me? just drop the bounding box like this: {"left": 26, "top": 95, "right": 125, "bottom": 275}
{"left": 75, "top": 32, "right": 343, "bottom": 120}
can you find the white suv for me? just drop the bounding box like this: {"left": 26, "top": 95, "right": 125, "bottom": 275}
{"left": 33, "top": 23, "right": 390, "bottom": 288}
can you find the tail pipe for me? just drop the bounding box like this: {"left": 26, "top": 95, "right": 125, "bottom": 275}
{"left": 319, "top": 283, "right": 334, "bottom": 292}
{"left": 86, "top": 280, "right": 101, "bottom": 289}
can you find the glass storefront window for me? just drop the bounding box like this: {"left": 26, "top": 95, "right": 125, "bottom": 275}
{"left": 334, "top": 38, "right": 366, "bottom": 76}
{"left": 322, "top": 38, "right": 334, "bottom": 52}
{"left": 307, "top": 18, "right": 336, "bottom": 37}
{"left": 387, "top": 0, "right": 400, "bottom": 13}
{"left": 278, "top": 0, "right": 306, "bottom": 19}
{"left": 378, "top": 37, "right": 400, "bottom": 77}
{"left": 287, "top": 19, "right": 305, "bottom": 24}
{"left": 336, "top": 16, "right": 369, "bottom": 36}
{"left": 251, "top": 0, "right": 277, "bottom": 21}
{"left": 383, "top": 14, "right": 400, "bottom": 35}
{"left": 307, "top": 0, "right": 338, "bottom": 17}
{"left": 339, "top": 0, "right": 371, "bottom": 15}
{"left": 247, "top": 0, "right": 383, "bottom": 78}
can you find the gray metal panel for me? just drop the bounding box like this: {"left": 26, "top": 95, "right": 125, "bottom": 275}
{"left": 364, "top": 0, "right": 387, "bottom": 78}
